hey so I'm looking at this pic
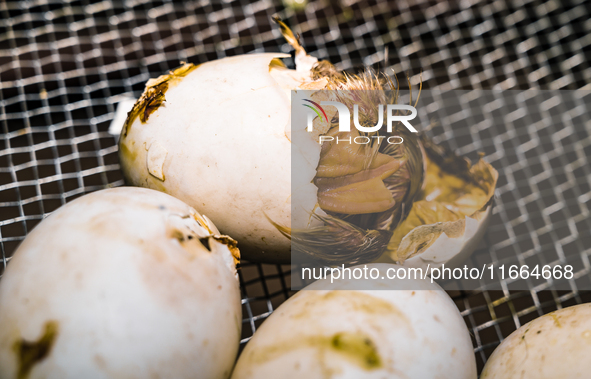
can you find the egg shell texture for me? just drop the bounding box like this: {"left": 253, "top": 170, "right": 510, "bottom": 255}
{"left": 481, "top": 303, "right": 591, "bottom": 379}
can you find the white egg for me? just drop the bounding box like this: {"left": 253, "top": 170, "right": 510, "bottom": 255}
{"left": 231, "top": 263, "right": 477, "bottom": 379}
{"left": 481, "top": 303, "right": 591, "bottom": 379}
{"left": 119, "top": 54, "right": 301, "bottom": 263}
{"left": 0, "top": 187, "right": 241, "bottom": 379}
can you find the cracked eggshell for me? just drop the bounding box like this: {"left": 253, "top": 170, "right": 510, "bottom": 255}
{"left": 119, "top": 53, "right": 321, "bottom": 263}
{"left": 382, "top": 205, "right": 493, "bottom": 270}
{"left": 231, "top": 263, "right": 477, "bottom": 379}
{"left": 0, "top": 187, "right": 241, "bottom": 379}
{"left": 418, "top": 206, "right": 492, "bottom": 269}
{"left": 481, "top": 303, "right": 591, "bottom": 379}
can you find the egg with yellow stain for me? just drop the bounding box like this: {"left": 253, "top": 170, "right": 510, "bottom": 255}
{"left": 231, "top": 263, "right": 477, "bottom": 379}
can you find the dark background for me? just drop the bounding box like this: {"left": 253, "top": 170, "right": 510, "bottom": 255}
{"left": 1, "top": 0, "right": 590, "bottom": 373}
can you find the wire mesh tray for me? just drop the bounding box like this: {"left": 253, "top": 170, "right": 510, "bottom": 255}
{"left": 1, "top": 0, "right": 590, "bottom": 373}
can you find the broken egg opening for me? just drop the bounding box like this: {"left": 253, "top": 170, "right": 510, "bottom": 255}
{"left": 118, "top": 20, "right": 497, "bottom": 269}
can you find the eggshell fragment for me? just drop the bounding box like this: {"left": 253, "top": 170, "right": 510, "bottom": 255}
{"left": 146, "top": 140, "right": 168, "bottom": 181}
{"left": 387, "top": 205, "right": 493, "bottom": 270}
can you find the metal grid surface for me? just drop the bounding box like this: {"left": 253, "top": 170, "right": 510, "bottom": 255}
{"left": 1, "top": 0, "right": 590, "bottom": 373}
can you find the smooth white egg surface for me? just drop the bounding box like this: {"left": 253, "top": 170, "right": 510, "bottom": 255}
{"left": 0, "top": 187, "right": 241, "bottom": 379}
{"left": 231, "top": 263, "right": 477, "bottom": 379}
